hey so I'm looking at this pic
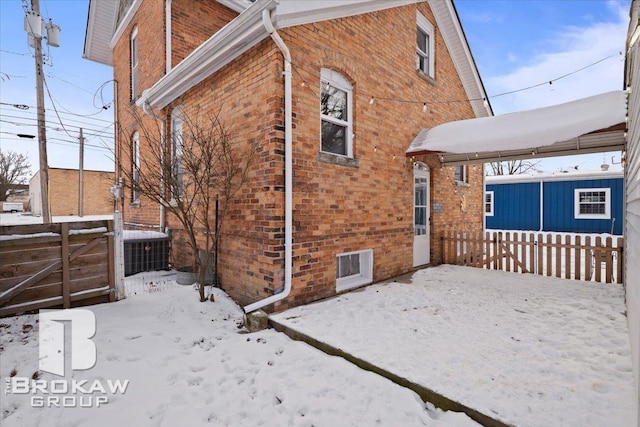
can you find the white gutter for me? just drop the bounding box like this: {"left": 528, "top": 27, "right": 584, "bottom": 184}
{"left": 244, "top": 9, "right": 292, "bottom": 313}
{"left": 142, "top": 102, "right": 166, "bottom": 230}
{"left": 166, "top": 0, "right": 172, "bottom": 74}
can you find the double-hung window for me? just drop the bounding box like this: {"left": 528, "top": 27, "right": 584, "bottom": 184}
{"left": 485, "top": 191, "right": 494, "bottom": 216}
{"left": 454, "top": 165, "right": 467, "bottom": 183}
{"left": 416, "top": 12, "right": 435, "bottom": 78}
{"left": 132, "top": 131, "right": 140, "bottom": 203}
{"left": 574, "top": 188, "right": 610, "bottom": 219}
{"left": 130, "top": 27, "right": 138, "bottom": 101}
{"left": 320, "top": 68, "right": 353, "bottom": 157}
{"left": 171, "top": 108, "right": 183, "bottom": 200}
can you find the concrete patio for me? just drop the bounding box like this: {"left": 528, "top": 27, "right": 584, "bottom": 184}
{"left": 270, "top": 265, "right": 635, "bottom": 427}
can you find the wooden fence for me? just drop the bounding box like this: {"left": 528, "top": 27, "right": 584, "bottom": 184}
{"left": 442, "top": 230, "right": 624, "bottom": 284}
{"left": 0, "top": 220, "right": 116, "bottom": 317}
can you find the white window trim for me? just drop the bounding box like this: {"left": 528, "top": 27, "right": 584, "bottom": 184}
{"left": 485, "top": 190, "right": 494, "bottom": 217}
{"left": 320, "top": 68, "right": 353, "bottom": 158}
{"left": 574, "top": 188, "right": 611, "bottom": 219}
{"left": 132, "top": 131, "right": 140, "bottom": 203}
{"left": 336, "top": 249, "right": 373, "bottom": 292}
{"left": 170, "top": 107, "right": 183, "bottom": 201}
{"left": 130, "top": 27, "right": 139, "bottom": 101}
{"left": 416, "top": 12, "right": 435, "bottom": 78}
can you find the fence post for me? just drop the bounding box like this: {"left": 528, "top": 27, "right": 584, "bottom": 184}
{"left": 617, "top": 238, "right": 624, "bottom": 284}
{"left": 564, "top": 235, "right": 571, "bottom": 280}
{"left": 61, "top": 222, "right": 70, "bottom": 308}
{"left": 605, "top": 236, "right": 613, "bottom": 284}
{"left": 574, "top": 235, "right": 581, "bottom": 281}
{"left": 113, "top": 212, "right": 126, "bottom": 300}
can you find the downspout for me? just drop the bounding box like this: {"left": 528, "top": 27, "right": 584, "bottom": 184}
{"left": 165, "top": 0, "right": 172, "bottom": 74}
{"left": 142, "top": 102, "right": 166, "bottom": 230}
{"left": 244, "top": 9, "right": 292, "bottom": 313}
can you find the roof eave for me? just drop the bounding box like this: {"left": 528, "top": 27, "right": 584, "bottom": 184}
{"left": 428, "top": 0, "right": 492, "bottom": 118}
{"left": 83, "top": 0, "right": 117, "bottom": 66}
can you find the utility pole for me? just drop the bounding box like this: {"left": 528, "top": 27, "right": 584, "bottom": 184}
{"left": 78, "top": 128, "right": 84, "bottom": 217}
{"left": 26, "top": 0, "right": 59, "bottom": 223}
{"left": 31, "top": 0, "right": 51, "bottom": 224}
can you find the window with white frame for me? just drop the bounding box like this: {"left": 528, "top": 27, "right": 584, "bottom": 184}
{"left": 454, "top": 165, "right": 467, "bottom": 183}
{"left": 485, "top": 191, "right": 494, "bottom": 216}
{"left": 416, "top": 12, "right": 435, "bottom": 78}
{"left": 320, "top": 68, "right": 353, "bottom": 157}
{"left": 132, "top": 131, "right": 140, "bottom": 203}
{"left": 130, "top": 27, "right": 139, "bottom": 101}
{"left": 336, "top": 249, "right": 373, "bottom": 292}
{"left": 574, "top": 188, "right": 610, "bottom": 219}
{"left": 171, "top": 108, "right": 183, "bottom": 200}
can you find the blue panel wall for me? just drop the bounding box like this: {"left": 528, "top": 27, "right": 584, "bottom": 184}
{"left": 486, "top": 182, "right": 540, "bottom": 231}
{"left": 543, "top": 178, "right": 624, "bottom": 235}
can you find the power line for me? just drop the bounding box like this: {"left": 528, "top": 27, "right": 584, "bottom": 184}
{"left": 0, "top": 102, "right": 113, "bottom": 123}
{"left": 0, "top": 113, "right": 114, "bottom": 135}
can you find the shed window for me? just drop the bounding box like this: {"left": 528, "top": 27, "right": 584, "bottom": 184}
{"left": 485, "top": 191, "right": 494, "bottom": 216}
{"left": 336, "top": 249, "right": 373, "bottom": 292}
{"left": 574, "top": 188, "right": 610, "bottom": 219}
{"left": 416, "top": 12, "right": 435, "bottom": 78}
{"left": 321, "top": 68, "right": 353, "bottom": 158}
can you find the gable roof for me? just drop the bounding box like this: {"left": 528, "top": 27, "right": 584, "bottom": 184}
{"left": 84, "top": 0, "right": 491, "bottom": 116}
{"left": 407, "top": 90, "right": 627, "bottom": 166}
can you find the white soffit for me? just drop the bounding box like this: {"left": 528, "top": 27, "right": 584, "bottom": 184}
{"left": 428, "top": 0, "right": 491, "bottom": 118}
{"left": 407, "top": 90, "right": 628, "bottom": 165}
{"left": 83, "top": 0, "right": 117, "bottom": 65}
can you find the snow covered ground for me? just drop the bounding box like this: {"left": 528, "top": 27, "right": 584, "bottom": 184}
{"left": 0, "top": 213, "right": 113, "bottom": 226}
{"left": 0, "top": 271, "right": 478, "bottom": 427}
{"left": 271, "top": 265, "right": 635, "bottom": 427}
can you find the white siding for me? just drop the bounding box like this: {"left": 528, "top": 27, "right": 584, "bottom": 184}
{"left": 28, "top": 171, "right": 42, "bottom": 216}
{"left": 625, "top": 3, "right": 640, "bottom": 425}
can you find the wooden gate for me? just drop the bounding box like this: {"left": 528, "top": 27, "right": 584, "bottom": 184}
{"left": 0, "top": 220, "right": 116, "bottom": 317}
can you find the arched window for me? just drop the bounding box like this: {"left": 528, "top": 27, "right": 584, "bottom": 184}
{"left": 171, "top": 107, "right": 183, "bottom": 200}
{"left": 320, "top": 68, "right": 353, "bottom": 157}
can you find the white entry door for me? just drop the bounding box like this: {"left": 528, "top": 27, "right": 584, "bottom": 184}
{"left": 413, "top": 165, "right": 430, "bottom": 267}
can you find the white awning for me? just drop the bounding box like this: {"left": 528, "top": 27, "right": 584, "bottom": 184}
{"left": 407, "top": 90, "right": 627, "bottom": 165}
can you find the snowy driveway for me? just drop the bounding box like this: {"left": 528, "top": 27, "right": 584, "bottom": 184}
{"left": 270, "top": 265, "right": 635, "bottom": 427}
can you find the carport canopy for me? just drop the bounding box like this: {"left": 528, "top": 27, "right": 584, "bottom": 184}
{"left": 407, "top": 90, "right": 627, "bottom": 166}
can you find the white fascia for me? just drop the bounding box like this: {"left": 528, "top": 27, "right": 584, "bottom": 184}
{"left": 137, "top": 0, "right": 278, "bottom": 110}
{"left": 427, "top": 0, "right": 492, "bottom": 118}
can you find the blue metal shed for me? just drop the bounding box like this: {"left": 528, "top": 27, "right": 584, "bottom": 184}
{"left": 485, "top": 170, "right": 624, "bottom": 235}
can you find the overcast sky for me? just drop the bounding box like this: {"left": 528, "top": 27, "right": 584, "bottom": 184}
{"left": 0, "top": 0, "right": 631, "bottom": 175}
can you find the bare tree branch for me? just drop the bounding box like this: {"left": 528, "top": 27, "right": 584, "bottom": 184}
{"left": 0, "top": 149, "right": 31, "bottom": 202}
{"left": 118, "top": 106, "right": 258, "bottom": 302}
{"left": 486, "top": 159, "right": 541, "bottom": 176}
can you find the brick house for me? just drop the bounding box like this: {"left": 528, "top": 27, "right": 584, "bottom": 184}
{"left": 84, "top": 0, "right": 491, "bottom": 312}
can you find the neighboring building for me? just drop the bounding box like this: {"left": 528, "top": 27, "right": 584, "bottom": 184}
{"left": 83, "top": 0, "right": 492, "bottom": 311}
{"left": 30, "top": 168, "right": 115, "bottom": 216}
{"left": 624, "top": 1, "right": 640, "bottom": 423}
{"left": 485, "top": 170, "right": 624, "bottom": 235}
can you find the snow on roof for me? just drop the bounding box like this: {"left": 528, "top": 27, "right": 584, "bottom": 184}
{"left": 485, "top": 169, "right": 624, "bottom": 184}
{"left": 407, "top": 90, "right": 627, "bottom": 155}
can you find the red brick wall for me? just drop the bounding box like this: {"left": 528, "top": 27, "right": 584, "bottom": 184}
{"left": 171, "top": 0, "right": 237, "bottom": 67}
{"left": 111, "top": 1, "right": 484, "bottom": 311}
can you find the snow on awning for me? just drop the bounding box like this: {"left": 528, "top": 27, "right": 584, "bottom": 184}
{"left": 407, "top": 90, "right": 627, "bottom": 166}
